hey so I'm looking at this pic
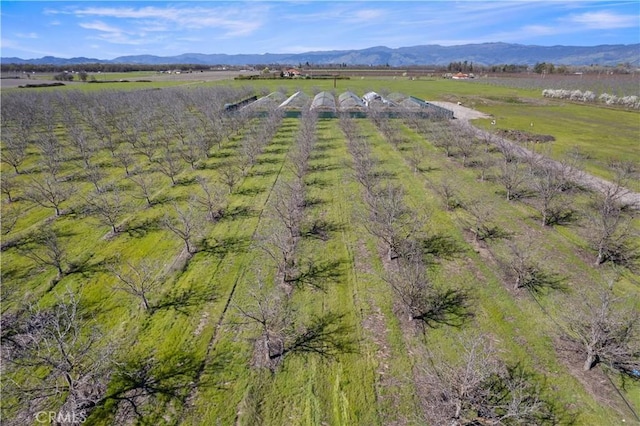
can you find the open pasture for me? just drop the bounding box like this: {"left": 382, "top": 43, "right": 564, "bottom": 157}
{"left": 1, "top": 79, "right": 638, "bottom": 425}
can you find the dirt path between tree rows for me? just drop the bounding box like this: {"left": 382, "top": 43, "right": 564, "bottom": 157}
{"left": 431, "top": 101, "right": 640, "bottom": 209}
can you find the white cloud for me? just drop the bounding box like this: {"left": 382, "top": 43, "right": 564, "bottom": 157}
{"left": 79, "top": 20, "right": 123, "bottom": 34}
{"left": 568, "top": 11, "right": 637, "bottom": 29}
{"left": 346, "top": 8, "right": 385, "bottom": 23}
{"left": 15, "top": 32, "right": 39, "bottom": 39}
{"left": 49, "top": 5, "right": 267, "bottom": 37}
{"left": 521, "top": 25, "right": 560, "bottom": 36}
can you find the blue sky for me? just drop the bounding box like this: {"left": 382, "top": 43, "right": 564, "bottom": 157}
{"left": 2, "top": 1, "right": 639, "bottom": 59}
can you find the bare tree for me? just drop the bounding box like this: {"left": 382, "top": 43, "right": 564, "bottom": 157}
{"left": 463, "top": 198, "right": 507, "bottom": 242}
{"left": 24, "top": 173, "right": 71, "bottom": 216}
{"left": 235, "top": 279, "right": 355, "bottom": 371}
{"left": 419, "top": 334, "right": 566, "bottom": 425}
{"left": 218, "top": 161, "right": 242, "bottom": 194}
{"left": 85, "top": 187, "right": 128, "bottom": 234}
{"left": 193, "top": 176, "right": 227, "bottom": 222}
{"left": 35, "top": 133, "right": 64, "bottom": 180}
{"left": 1, "top": 203, "right": 20, "bottom": 235}
{"left": 1, "top": 289, "right": 114, "bottom": 424}
{"left": 430, "top": 121, "right": 457, "bottom": 157}
{"left": 255, "top": 220, "right": 298, "bottom": 284}
{"left": 255, "top": 179, "right": 306, "bottom": 283}
{"left": 135, "top": 133, "right": 158, "bottom": 164}
{"left": 436, "top": 177, "right": 462, "bottom": 211}
{"left": 128, "top": 172, "right": 157, "bottom": 207}
{"left": 587, "top": 180, "right": 637, "bottom": 266}
{"left": 0, "top": 128, "right": 28, "bottom": 174}
{"left": 108, "top": 258, "right": 163, "bottom": 312}
{"left": 17, "top": 228, "right": 67, "bottom": 282}
{"left": 67, "top": 124, "right": 95, "bottom": 168}
{"left": 114, "top": 146, "right": 136, "bottom": 176}
{"left": 162, "top": 203, "right": 202, "bottom": 255}
{"left": 85, "top": 164, "right": 108, "bottom": 193}
{"left": 362, "top": 183, "right": 422, "bottom": 261}
{"left": 406, "top": 143, "right": 427, "bottom": 174}
{"left": 501, "top": 241, "right": 565, "bottom": 294}
{"left": 385, "top": 241, "right": 472, "bottom": 327}
{"left": 450, "top": 121, "right": 477, "bottom": 167}
{"left": 567, "top": 286, "right": 640, "bottom": 374}
{"left": 530, "top": 160, "right": 574, "bottom": 226}
{"left": 154, "top": 150, "right": 182, "bottom": 186}
{"left": 271, "top": 179, "right": 305, "bottom": 242}
{"left": 347, "top": 137, "right": 381, "bottom": 196}
{"left": 497, "top": 157, "right": 527, "bottom": 201}
{"left": 178, "top": 134, "right": 203, "bottom": 170}
{"left": 234, "top": 280, "right": 291, "bottom": 370}
{"left": 1, "top": 173, "right": 18, "bottom": 203}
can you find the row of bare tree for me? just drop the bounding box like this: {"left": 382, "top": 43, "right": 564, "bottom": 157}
{"left": 405, "top": 117, "right": 638, "bottom": 268}
{"left": 241, "top": 110, "right": 357, "bottom": 377}
{"left": 373, "top": 113, "right": 639, "bottom": 419}
{"left": 1, "top": 89, "right": 275, "bottom": 423}
{"left": 401, "top": 116, "right": 640, "bottom": 385}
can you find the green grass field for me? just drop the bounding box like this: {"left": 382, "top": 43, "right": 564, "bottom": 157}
{"left": 1, "top": 76, "right": 638, "bottom": 425}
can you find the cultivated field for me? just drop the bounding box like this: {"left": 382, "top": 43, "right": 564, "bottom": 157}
{"left": 1, "top": 74, "right": 639, "bottom": 425}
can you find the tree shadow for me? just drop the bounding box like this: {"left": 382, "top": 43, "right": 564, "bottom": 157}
{"left": 256, "top": 156, "right": 281, "bottom": 165}
{"left": 235, "top": 185, "right": 265, "bottom": 196}
{"left": 303, "top": 196, "right": 326, "bottom": 209}
{"left": 304, "top": 176, "right": 330, "bottom": 188}
{"left": 221, "top": 205, "right": 255, "bottom": 221}
{"left": 208, "top": 150, "right": 234, "bottom": 160}
{"left": 302, "top": 218, "right": 344, "bottom": 241}
{"left": 68, "top": 253, "right": 111, "bottom": 278}
{"left": 421, "top": 234, "right": 466, "bottom": 264}
{"left": 126, "top": 217, "right": 162, "bottom": 238}
{"left": 519, "top": 270, "right": 569, "bottom": 295}
{"left": 286, "top": 258, "right": 344, "bottom": 292}
{"left": 414, "top": 287, "right": 474, "bottom": 329}
{"left": 94, "top": 349, "right": 230, "bottom": 424}
{"left": 374, "top": 170, "right": 397, "bottom": 180}
{"left": 152, "top": 284, "right": 217, "bottom": 315}
{"left": 174, "top": 176, "right": 198, "bottom": 187}
{"left": 201, "top": 235, "right": 250, "bottom": 258}
{"left": 308, "top": 163, "right": 340, "bottom": 173}
{"left": 476, "top": 225, "right": 512, "bottom": 241}
{"left": 309, "top": 152, "right": 331, "bottom": 162}
{"left": 262, "top": 146, "right": 288, "bottom": 156}
{"left": 264, "top": 312, "right": 358, "bottom": 371}
{"left": 545, "top": 208, "right": 579, "bottom": 226}
{"left": 148, "top": 193, "right": 173, "bottom": 206}
{"left": 312, "top": 141, "right": 338, "bottom": 152}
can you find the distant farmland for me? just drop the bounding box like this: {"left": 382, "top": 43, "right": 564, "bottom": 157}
{"left": 1, "top": 74, "right": 638, "bottom": 425}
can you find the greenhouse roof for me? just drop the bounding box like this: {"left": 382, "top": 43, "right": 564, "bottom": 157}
{"left": 310, "top": 91, "right": 336, "bottom": 111}
{"left": 232, "top": 91, "right": 452, "bottom": 119}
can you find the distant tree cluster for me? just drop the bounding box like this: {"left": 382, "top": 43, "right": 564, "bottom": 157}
{"left": 447, "top": 61, "right": 474, "bottom": 73}
{"left": 53, "top": 72, "right": 74, "bottom": 81}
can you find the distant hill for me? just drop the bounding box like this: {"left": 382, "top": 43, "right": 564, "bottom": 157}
{"left": 3, "top": 43, "right": 638, "bottom": 67}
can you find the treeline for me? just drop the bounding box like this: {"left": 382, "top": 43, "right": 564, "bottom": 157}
{"left": 1, "top": 63, "right": 217, "bottom": 73}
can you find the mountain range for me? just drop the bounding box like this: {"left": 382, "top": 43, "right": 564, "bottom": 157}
{"left": 3, "top": 43, "right": 639, "bottom": 67}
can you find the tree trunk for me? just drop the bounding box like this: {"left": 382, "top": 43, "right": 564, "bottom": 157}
{"left": 583, "top": 351, "right": 598, "bottom": 371}
{"left": 595, "top": 247, "right": 605, "bottom": 266}
{"left": 142, "top": 295, "right": 150, "bottom": 311}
